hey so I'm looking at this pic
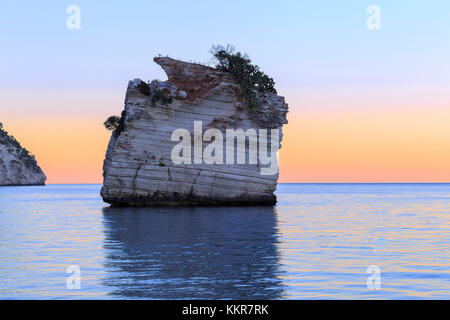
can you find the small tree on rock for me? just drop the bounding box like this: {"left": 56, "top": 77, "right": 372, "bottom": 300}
{"left": 104, "top": 116, "right": 120, "bottom": 131}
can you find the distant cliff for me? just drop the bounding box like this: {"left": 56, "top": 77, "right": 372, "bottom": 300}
{"left": 101, "top": 54, "right": 288, "bottom": 206}
{"left": 0, "top": 123, "right": 46, "bottom": 186}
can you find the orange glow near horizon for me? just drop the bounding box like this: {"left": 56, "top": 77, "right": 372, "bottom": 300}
{"left": 5, "top": 116, "right": 110, "bottom": 184}
{"left": 3, "top": 86, "right": 450, "bottom": 184}
{"left": 278, "top": 86, "right": 450, "bottom": 183}
{"left": 279, "top": 109, "right": 450, "bottom": 183}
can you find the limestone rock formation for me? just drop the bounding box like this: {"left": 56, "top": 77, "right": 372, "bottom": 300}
{"left": 0, "top": 123, "right": 46, "bottom": 186}
{"left": 101, "top": 57, "right": 288, "bottom": 206}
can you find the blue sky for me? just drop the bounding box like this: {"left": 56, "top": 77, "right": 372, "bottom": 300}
{"left": 1, "top": 0, "right": 449, "bottom": 91}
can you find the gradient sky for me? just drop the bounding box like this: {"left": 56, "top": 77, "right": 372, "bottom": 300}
{"left": 1, "top": 1, "right": 449, "bottom": 183}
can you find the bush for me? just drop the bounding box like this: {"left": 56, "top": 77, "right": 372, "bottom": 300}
{"left": 151, "top": 89, "right": 173, "bottom": 107}
{"left": 104, "top": 115, "right": 121, "bottom": 130}
{"left": 104, "top": 110, "right": 127, "bottom": 136}
{"left": 137, "top": 80, "right": 173, "bottom": 107}
{"left": 137, "top": 81, "right": 150, "bottom": 96}
{"left": 210, "top": 45, "right": 276, "bottom": 108}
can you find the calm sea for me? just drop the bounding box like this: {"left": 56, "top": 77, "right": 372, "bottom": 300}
{"left": 0, "top": 183, "right": 449, "bottom": 299}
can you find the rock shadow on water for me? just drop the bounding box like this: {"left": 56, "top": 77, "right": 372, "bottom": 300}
{"left": 102, "top": 206, "right": 285, "bottom": 299}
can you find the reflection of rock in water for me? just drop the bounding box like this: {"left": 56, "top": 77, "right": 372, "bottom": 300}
{"left": 102, "top": 206, "right": 284, "bottom": 299}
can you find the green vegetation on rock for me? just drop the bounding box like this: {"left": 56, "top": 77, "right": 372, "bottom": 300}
{"left": 151, "top": 88, "right": 173, "bottom": 107}
{"left": 103, "top": 110, "right": 126, "bottom": 137}
{"left": 210, "top": 45, "right": 277, "bottom": 108}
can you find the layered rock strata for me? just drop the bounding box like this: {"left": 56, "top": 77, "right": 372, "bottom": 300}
{"left": 101, "top": 57, "right": 288, "bottom": 206}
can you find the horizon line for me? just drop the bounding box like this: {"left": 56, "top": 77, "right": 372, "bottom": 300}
{"left": 31, "top": 182, "right": 450, "bottom": 185}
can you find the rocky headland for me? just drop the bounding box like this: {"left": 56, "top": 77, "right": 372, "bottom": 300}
{"left": 0, "top": 123, "right": 46, "bottom": 186}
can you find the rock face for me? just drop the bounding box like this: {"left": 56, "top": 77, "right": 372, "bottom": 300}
{"left": 101, "top": 57, "right": 288, "bottom": 206}
{"left": 0, "top": 123, "right": 46, "bottom": 186}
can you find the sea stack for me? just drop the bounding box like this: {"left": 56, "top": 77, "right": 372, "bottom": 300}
{"left": 0, "top": 123, "right": 46, "bottom": 186}
{"left": 101, "top": 56, "right": 288, "bottom": 206}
